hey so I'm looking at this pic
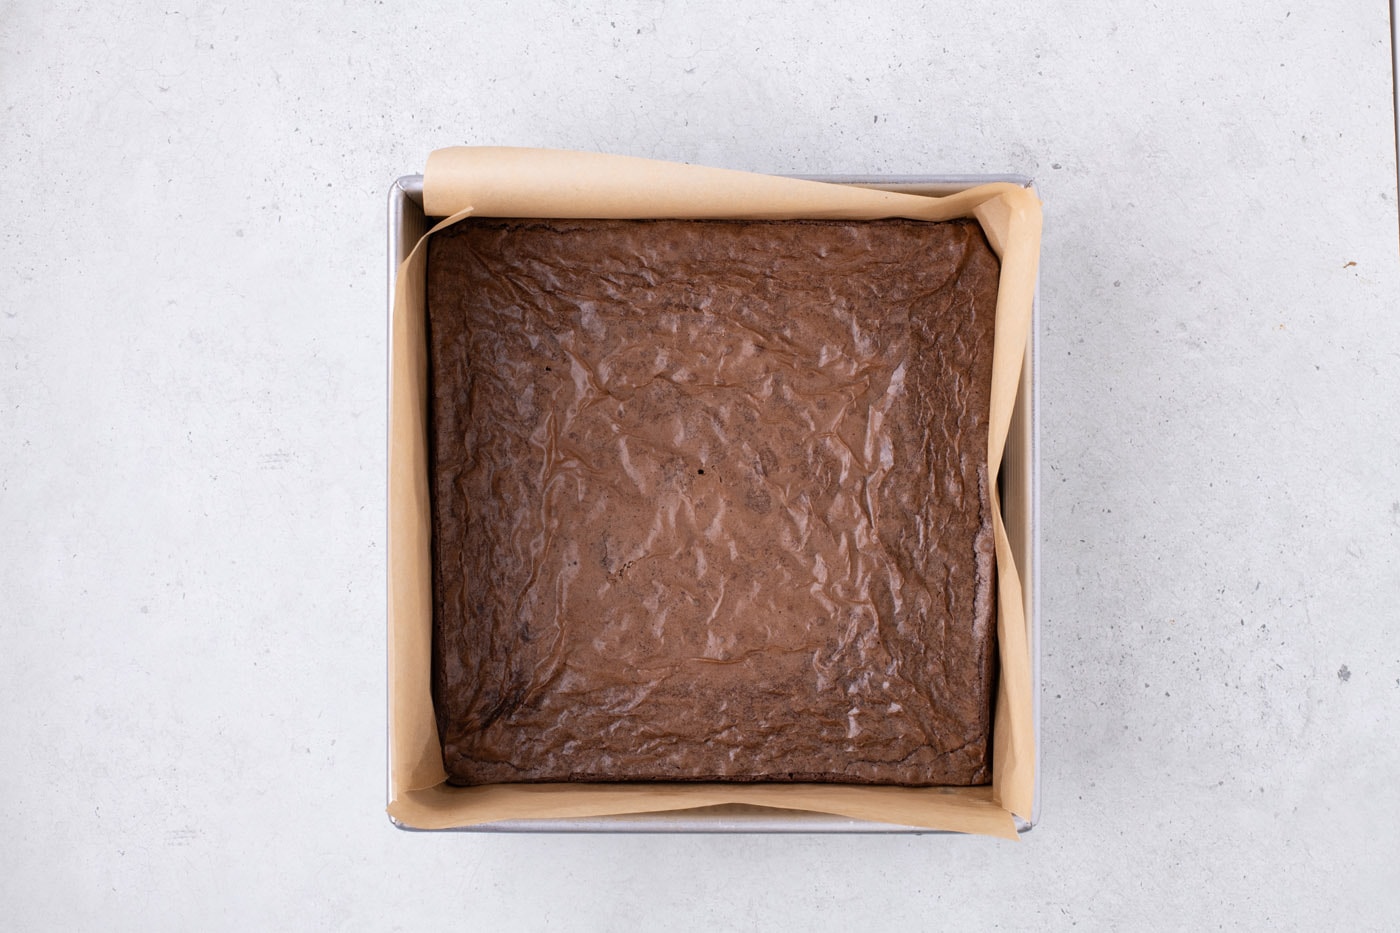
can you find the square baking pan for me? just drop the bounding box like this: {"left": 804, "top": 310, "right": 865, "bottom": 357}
{"left": 387, "top": 171, "right": 1041, "bottom": 833}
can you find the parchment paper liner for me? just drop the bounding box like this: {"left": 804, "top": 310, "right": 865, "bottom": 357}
{"left": 389, "top": 148, "right": 1041, "bottom": 838}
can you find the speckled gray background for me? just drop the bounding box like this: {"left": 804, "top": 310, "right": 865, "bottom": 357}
{"left": 3, "top": 2, "right": 1398, "bottom": 929}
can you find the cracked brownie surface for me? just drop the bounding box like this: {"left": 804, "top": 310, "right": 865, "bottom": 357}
{"left": 428, "top": 217, "right": 1000, "bottom": 786}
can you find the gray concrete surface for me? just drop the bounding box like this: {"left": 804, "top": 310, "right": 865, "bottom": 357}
{"left": 3, "top": 2, "right": 1398, "bottom": 929}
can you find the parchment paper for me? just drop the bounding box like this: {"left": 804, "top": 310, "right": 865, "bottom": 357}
{"left": 389, "top": 147, "right": 1041, "bottom": 837}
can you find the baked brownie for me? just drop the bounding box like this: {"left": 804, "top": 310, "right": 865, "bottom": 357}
{"left": 427, "top": 218, "right": 1000, "bottom": 786}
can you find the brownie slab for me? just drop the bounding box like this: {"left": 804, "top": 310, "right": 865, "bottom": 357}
{"left": 428, "top": 217, "right": 1000, "bottom": 786}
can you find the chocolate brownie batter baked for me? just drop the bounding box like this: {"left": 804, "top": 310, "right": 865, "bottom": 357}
{"left": 428, "top": 217, "right": 1000, "bottom": 786}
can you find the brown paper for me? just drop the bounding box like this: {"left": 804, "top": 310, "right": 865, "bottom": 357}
{"left": 390, "top": 147, "right": 1041, "bottom": 836}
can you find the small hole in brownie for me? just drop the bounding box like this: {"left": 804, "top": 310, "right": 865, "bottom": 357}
{"left": 544, "top": 366, "right": 551, "bottom": 371}
{"left": 697, "top": 469, "right": 705, "bottom": 475}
